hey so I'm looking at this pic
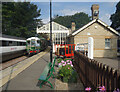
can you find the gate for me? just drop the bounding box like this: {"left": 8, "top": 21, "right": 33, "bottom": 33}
{"left": 55, "top": 44, "right": 75, "bottom": 58}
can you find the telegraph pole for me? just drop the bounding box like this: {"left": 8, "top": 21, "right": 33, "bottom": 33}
{"left": 50, "top": 0, "right": 53, "bottom": 63}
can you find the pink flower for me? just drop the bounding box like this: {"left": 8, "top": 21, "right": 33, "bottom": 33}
{"left": 70, "top": 61, "right": 72, "bottom": 64}
{"left": 68, "top": 67, "right": 70, "bottom": 69}
{"left": 99, "top": 86, "right": 106, "bottom": 91}
{"left": 58, "top": 63, "right": 61, "bottom": 66}
{"left": 61, "top": 60, "right": 64, "bottom": 63}
{"left": 85, "top": 87, "right": 91, "bottom": 91}
{"left": 66, "top": 60, "right": 69, "bottom": 62}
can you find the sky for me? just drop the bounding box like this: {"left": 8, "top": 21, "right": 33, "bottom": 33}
{"left": 32, "top": 2, "right": 118, "bottom": 26}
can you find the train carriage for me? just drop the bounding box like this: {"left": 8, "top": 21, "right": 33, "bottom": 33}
{"left": 0, "top": 34, "right": 26, "bottom": 62}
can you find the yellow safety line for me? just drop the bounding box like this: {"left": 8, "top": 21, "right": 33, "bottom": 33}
{"left": 0, "top": 48, "right": 50, "bottom": 87}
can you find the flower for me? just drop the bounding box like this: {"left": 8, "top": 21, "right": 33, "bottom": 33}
{"left": 63, "top": 64, "right": 66, "bottom": 66}
{"left": 66, "top": 60, "right": 69, "bottom": 62}
{"left": 61, "top": 60, "right": 64, "bottom": 63}
{"left": 113, "top": 88, "right": 120, "bottom": 92}
{"left": 68, "top": 67, "right": 70, "bottom": 69}
{"left": 70, "top": 61, "right": 72, "bottom": 64}
{"left": 58, "top": 63, "right": 62, "bottom": 66}
{"left": 117, "top": 89, "right": 120, "bottom": 92}
{"left": 99, "top": 86, "right": 106, "bottom": 91}
{"left": 85, "top": 87, "right": 91, "bottom": 91}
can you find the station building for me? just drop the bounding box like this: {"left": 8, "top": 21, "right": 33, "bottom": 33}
{"left": 36, "top": 21, "right": 70, "bottom": 45}
{"left": 67, "top": 4, "right": 120, "bottom": 58}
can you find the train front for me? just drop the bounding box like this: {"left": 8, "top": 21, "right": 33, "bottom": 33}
{"left": 26, "top": 37, "right": 40, "bottom": 55}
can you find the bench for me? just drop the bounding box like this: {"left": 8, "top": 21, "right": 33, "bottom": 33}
{"left": 38, "top": 57, "right": 56, "bottom": 89}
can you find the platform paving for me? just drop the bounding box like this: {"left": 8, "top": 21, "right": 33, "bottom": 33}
{"left": 1, "top": 51, "right": 84, "bottom": 91}
{"left": 2, "top": 52, "right": 55, "bottom": 90}
{"left": 94, "top": 57, "right": 120, "bottom": 71}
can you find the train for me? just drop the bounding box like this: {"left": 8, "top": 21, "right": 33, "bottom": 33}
{"left": 1, "top": 34, "right": 48, "bottom": 62}
{"left": 0, "top": 34, "right": 26, "bottom": 62}
{"left": 26, "top": 37, "right": 48, "bottom": 55}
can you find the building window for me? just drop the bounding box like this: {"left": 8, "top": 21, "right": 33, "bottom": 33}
{"left": 105, "top": 38, "right": 111, "bottom": 49}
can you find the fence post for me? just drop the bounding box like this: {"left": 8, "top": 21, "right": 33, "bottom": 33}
{"left": 118, "top": 75, "right": 120, "bottom": 89}
{"left": 106, "top": 66, "right": 110, "bottom": 90}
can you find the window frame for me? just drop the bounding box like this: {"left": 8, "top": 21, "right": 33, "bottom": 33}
{"left": 105, "top": 38, "right": 111, "bottom": 49}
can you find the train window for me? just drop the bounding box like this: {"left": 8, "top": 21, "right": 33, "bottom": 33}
{"left": 9, "top": 41, "right": 13, "bottom": 46}
{"left": 21, "top": 42, "right": 26, "bottom": 46}
{"left": 17, "top": 42, "right": 20, "bottom": 46}
{"left": 2, "top": 40, "right": 25, "bottom": 46}
{"left": 2, "top": 40, "right": 9, "bottom": 46}
{"left": 0, "top": 40, "right": 1, "bottom": 46}
{"left": 31, "top": 40, "right": 35, "bottom": 46}
{"left": 23, "top": 42, "right": 26, "bottom": 45}
{"left": 27, "top": 41, "right": 30, "bottom": 45}
{"left": 20, "top": 42, "right": 24, "bottom": 46}
{"left": 13, "top": 41, "right": 17, "bottom": 46}
{"left": 37, "top": 40, "right": 40, "bottom": 44}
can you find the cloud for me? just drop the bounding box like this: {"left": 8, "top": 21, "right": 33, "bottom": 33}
{"left": 100, "top": 13, "right": 112, "bottom": 26}
{"left": 42, "top": 18, "right": 50, "bottom": 24}
{"left": 57, "top": 9, "right": 89, "bottom": 16}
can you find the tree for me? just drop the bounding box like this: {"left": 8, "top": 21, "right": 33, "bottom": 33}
{"left": 110, "top": 1, "right": 120, "bottom": 32}
{"left": 2, "top": 2, "right": 42, "bottom": 38}
{"left": 53, "top": 12, "right": 91, "bottom": 30}
{"left": 2, "top": 2, "right": 15, "bottom": 35}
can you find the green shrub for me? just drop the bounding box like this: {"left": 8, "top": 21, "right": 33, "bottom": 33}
{"left": 57, "top": 58, "right": 63, "bottom": 63}
{"left": 69, "top": 70, "right": 78, "bottom": 83}
{"left": 58, "top": 59, "right": 74, "bottom": 82}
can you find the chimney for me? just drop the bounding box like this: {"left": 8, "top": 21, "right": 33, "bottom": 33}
{"left": 91, "top": 4, "right": 99, "bottom": 20}
{"left": 71, "top": 22, "right": 76, "bottom": 32}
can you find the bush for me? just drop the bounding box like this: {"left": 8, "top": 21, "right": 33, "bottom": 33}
{"left": 57, "top": 58, "right": 63, "bottom": 63}
{"left": 58, "top": 59, "right": 75, "bottom": 82}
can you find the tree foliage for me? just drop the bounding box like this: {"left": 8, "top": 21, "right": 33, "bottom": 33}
{"left": 2, "top": 2, "right": 43, "bottom": 38}
{"left": 53, "top": 12, "right": 91, "bottom": 30}
{"left": 110, "top": 1, "right": 120, "bottom": 32}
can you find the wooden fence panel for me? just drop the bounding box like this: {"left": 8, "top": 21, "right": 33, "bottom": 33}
{"left": 73, "top": 51, "right": 120, "bottom": 91}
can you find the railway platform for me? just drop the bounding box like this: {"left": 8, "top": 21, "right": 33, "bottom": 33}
{"left": 1, "top": 49, "right": 55, "bottom": 90}
{"left": 1, "top": 47, "right": 84, "bottom": 91}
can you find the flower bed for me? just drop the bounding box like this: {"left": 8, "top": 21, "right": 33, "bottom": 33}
{"left": 85, "top": 86, "right": 120, "bottom": 92}
{"left": 57, "top": 58, "right": 78, "bottom": 83}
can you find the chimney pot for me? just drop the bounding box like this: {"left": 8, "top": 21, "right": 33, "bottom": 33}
{"left": 71, "top": 22, "right": 76, "bottom": 32}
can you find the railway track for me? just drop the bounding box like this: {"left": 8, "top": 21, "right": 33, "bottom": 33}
{"left": 0, "top": 55, "right": 29, "bottom": 71}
